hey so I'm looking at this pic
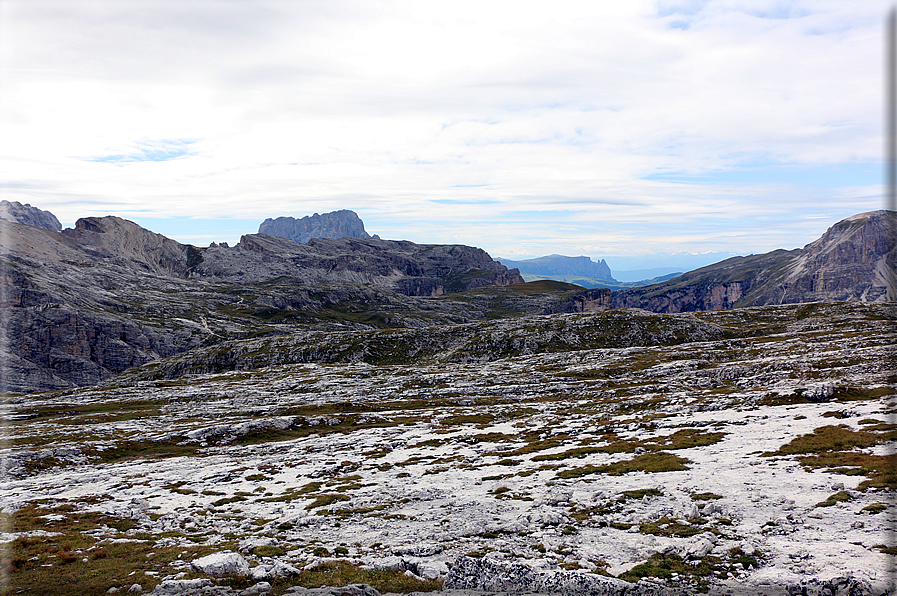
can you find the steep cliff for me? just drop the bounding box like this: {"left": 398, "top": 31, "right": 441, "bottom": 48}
{"left": 614, "top": 210, "right": 896, "bottom": 312}
{"left": 0, "top": 200, "right": 62, "bottom": 231}
{"left": 259, "top": 209, "right": 373, "bottom": 243}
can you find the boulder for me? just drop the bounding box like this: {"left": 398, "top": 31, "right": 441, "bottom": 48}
{"left": 191, "top": 551, "right": 250, "bottom": 576}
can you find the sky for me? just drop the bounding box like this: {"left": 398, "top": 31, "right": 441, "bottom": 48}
{"left": 0, "top": 0, "right": 890, "bottom": 260}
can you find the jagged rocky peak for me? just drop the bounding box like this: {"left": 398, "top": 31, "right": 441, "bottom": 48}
{"left": 0, "top": 200, "right": 62, "bottom": 232}
{"left": 259, "top": 209, "right": 376, "bottom": 244}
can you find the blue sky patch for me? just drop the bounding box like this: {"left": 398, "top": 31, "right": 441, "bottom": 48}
{"left": 89, "top": 140, "right": 195, "bottom": 164}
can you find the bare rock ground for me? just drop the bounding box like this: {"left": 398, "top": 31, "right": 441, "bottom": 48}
{"left": 2, "top": 302, "right": 895, "bottom": 595}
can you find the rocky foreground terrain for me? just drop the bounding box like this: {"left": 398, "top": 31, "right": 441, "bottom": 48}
{"left": 2, "top": 301, "right": 895, "bottom": 595}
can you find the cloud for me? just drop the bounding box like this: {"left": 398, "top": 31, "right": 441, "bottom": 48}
{"left": 0, "top": 0, "right": 889, "bottom": 256}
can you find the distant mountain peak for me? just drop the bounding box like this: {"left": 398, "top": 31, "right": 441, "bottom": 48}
{"left": 496, "top": 254, "right": 614, "bottom": 281}
{"left": 259, "top": 209, "right": 376, "bottom": 244}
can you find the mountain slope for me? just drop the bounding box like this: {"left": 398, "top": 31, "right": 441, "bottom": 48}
{"left": 613, "top": 210, "right": 896, "bottom": 312}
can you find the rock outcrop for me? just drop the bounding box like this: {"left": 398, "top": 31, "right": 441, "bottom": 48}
{"left": 259, "top": 209, "right": 374, "bottom": 243}
{"left": 542, "top": 288, "right": 613, "bottom": 314}
{"left": 0, "top": 200, "right": 62, "bottom": 231}
{"left": 613, "top": 210, "right": 897, "bottom": 312}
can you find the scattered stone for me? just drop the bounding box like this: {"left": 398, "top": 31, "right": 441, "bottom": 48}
{"left": 392, "top": 544, "right": 443, "bottom": 557}
{"left": 284, "top": 585, "right": 381, "bottom": 596}
{"left": 149, "top": 579, "right": 213, "bottom": 595}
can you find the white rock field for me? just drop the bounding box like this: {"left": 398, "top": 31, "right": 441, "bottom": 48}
{"left": 1, "top": 302, "right": 895, "bottom": 595}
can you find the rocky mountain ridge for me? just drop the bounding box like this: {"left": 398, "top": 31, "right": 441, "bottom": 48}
{"left": 2, "top": 208, "right": 894, "bottom": 394}
{"left": 614, "top": 210, "right": 896, "bottom": 312}
{"left": 259, "top": 210, "right": 375, "bottom": 244}
{"left": 0, "top": 200, "right": 62, "bottom": 231}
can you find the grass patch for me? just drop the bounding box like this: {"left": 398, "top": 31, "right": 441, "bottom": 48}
{"left": 691, "top": 492, "right": 723, "bottom": 501}
{"left": 862, "top": 503, "right": 888, "bottom": 514}
{"left": 763, "top": 425, "right": 879, "bottom": 456}
{"left": 816, "top": 491, "right": 852, "bottom": 508}
{"left": 620, "top": 488, "right": 663, "bottom": 500}
{"left": 557, "top": 452, "right": 690, "bottom": 479}
{"left": 86, "top": 439, "right": 200, "bottom": 464}
{"left": 765, "top": 424, "right": 897, "bottom": 490}
{"left": 306, "top": 494, "right": 351, "bottom": 510}
{"left": 289, "top": 560, "right": 442, "bottom": 593}
{"left": 640, "top": 516, "right": 703, "bottom": 538}
{"left": 5, "top": 503, "right": 222, "bottom": 596}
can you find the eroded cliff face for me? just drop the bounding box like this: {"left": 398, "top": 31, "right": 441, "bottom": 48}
{"left": 543, "top": 288, "right": 613, "bottom": 314}
{"left": 614, "top": 210, "right": 897, "bottom": 313}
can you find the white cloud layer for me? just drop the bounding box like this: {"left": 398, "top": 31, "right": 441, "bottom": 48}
{"left": 0, "top": 0, "right": 889, "bottom": 257}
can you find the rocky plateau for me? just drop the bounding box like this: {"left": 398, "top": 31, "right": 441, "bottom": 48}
{"left": 1, "top": 301, "right": 895, "bottom": 595}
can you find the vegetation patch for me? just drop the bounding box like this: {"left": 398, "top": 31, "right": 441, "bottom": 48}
{"left": 619, "top": 549, "right": 763, "bottom": 593}
{"left": 306, "top": 494, "right": 351, "bottom": 510}
{"left": 284, "top": 560, "right": 442, "bottom": 593}
{"left": 861, "top": 503, "right": 888, "bottom": 514}
{"left": 816, "top": 491, "right": 852, "bottom": 508}
{"left": 639, "top": 516, "right": 704, "bottom": 538}
{"left": 764, "top": 424, "right": 897, "bottom": 490}
{"left": 763, "top": 425, "right": 879, "bottom": 456}
{"left": 691, "top": 492, "right": 723, "bottom": 501}
{"left": 620, "top": 488, "right": 663, "bottom": 501}
{"left": 5, "top": 503, "right": 223, "bottom": 596}
{"left": 556, "top": 452, "right": 690, "bottom": 479}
